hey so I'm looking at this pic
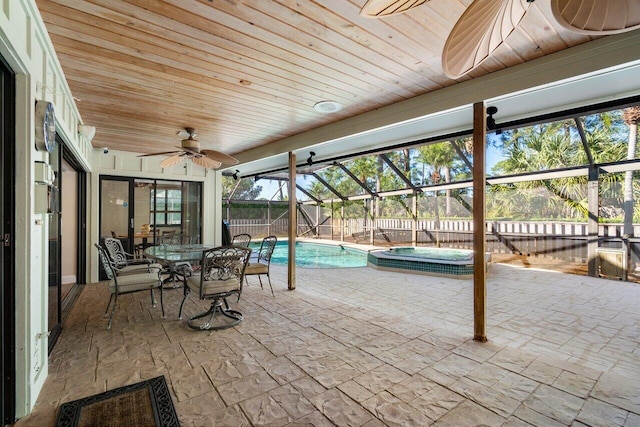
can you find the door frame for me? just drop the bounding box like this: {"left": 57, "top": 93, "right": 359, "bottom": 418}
{"left": 1, "top": 52, "right": 16, "bottom": 426}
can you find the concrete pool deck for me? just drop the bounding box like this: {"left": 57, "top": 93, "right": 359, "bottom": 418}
{"left": 16, "top": 262, "right": 640, "bottom": 426}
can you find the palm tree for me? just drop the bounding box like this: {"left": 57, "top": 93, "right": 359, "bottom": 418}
{"left": 622, "top": 106, "right": 640, "bottom": 236}
{"left": 417, "top": 142, "right": 456, "bottom": 215}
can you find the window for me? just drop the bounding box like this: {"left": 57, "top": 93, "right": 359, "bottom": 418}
{"left": 152, "top": 186, "right": 182, "bottom": 225}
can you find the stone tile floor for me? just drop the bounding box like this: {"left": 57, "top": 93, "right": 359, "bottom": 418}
{"left": 15, "top": 263, "right": 640, "bottom": 426}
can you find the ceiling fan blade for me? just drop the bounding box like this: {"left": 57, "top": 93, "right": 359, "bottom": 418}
{"left": 137, "top": 150, "right": 182, "bottom": 157}
{"left": 442, "top": 0, "right": 532, "bottom": 79}
{"left": 192, "top": 155, "right": 222, "bottom": 169}
{"left": 551, "top": 0, "right": 640, "bottom": 34}
{"left": 160, "top": 154, "right": 186, "bottom": 168}
{"left": 201, "top": 149, "right": 239, "bottom": 165}
{"left": 360, "top": 0, "right": 429, "bottom": 18}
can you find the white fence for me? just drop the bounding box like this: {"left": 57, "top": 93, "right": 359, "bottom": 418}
{"left": 228, "top": 218, "right": 640, "bottom": 262}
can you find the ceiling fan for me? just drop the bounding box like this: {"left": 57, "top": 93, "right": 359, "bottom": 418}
{"left": 360, "top": 0, "right": 640, "bottom": 79}
{"left": 138, "top": 127, "right": 239, "bottom": 169}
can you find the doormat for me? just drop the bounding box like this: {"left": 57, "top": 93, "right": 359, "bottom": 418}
{"left": 54, "top": 375, "right": 180, "bottom": 427}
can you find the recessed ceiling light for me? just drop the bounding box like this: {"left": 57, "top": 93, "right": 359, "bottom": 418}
{"left": 313, "top": 100, "right": 343, "bottom": 113}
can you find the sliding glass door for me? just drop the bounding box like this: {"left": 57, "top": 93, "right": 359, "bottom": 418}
{"left": 100, "top": 177, "right": 203, "bottom": 266}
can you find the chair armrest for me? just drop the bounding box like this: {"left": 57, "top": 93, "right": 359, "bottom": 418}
{"left": 123, "top": 259, "right": 153, "bottom": 266}
{"left": 115, "top": 264, "right": 162, "bottom": 276}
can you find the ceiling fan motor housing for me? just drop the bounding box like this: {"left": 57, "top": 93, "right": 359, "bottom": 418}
{"left": 182, "top": 137, "right": 200, "bottom": 151}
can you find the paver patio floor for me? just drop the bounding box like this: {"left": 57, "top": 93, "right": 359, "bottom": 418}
{"left": 15, "top": 262, "right": 640, "bottom": 426}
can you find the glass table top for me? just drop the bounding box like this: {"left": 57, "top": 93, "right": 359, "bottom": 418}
{"left": 144, "top": 244, "right": 217, "bottom": 263}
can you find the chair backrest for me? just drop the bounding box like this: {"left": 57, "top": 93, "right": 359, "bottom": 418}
{"left": 257, "top": 236, "right": 277, "bottom": 263}
{"left": 95, "top": 243, "right": 116, "bottom": 281}
{"left": 198, "top": 246, "right": 252, "bottom": 299}
{"left": 231, "top": 233, "right": 251, "bottom": 247}
{"left": 103, "top": 237, "right": 128, "bottom": 266}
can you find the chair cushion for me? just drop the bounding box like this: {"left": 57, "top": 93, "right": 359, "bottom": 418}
{"left": 117, "top": 264, "right": 162, "bottom": 274}
{"left": 110, "top": 272, "right": 160, "bottom": 294}
{"left": 245, "top": 262, "right": 268, "bottom": 275}
{"left": 186, "top": 276, "right": 240, "bottom": 295}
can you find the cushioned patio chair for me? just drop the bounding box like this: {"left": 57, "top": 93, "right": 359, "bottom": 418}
{"left": 231, "top": 233, "right": 251, "bottom": 247}
{"left": 244, "top": 235, "right": 277, "bottom": 297}
{"left": 104, "top": 237, "right": 152, "bottom": 269}
{"left": 178, "top": 245, "right": 251, "bottom": 330}
{"left": 95, "top": 244, "right": 165, "bottom": 330}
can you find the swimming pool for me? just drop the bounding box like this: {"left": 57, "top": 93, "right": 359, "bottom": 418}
{"left": 257, "top": 241, "right": 368, "bottom": 268}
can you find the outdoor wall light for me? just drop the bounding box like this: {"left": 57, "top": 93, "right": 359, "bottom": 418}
{"left": 486, "top": 106, "right": 499, "bottom": 132}
{"left": 306, "top": 151, "right": 316, "bottom": 166}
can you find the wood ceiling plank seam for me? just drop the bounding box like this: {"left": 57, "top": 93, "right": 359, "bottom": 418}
{"left": 61, "top": 83, "right": 310, "bottom": 131}
{"left": 39, "top": 3, "right": 369, "bottom": 105}
{"left": 69, "top": 107, "right": 287, "bottom": 138}
{"left": 500, "top": 26, "right": 548, "bottom": 63}
{"left": 330, "top": 0, "right": 454, "bottom": 84}
{"left": 42, "top": 20, "right": 353, "bottom": 109}
{"left": 283, "top": 0, "right": 449, "bottom": 87}
{"left": 516, "top": 5, "right": 570, "bottom": 55}
{"left": 62, "top": 83, "right": 323, "bottom": 134}
{"left": 113, "top": 0, "right": 412, "bottom": 99}
{"left": 73, "top": 111, "right": 295, "bottom": 152}
{"left": 249, "top": 0, "right": 439, "bottom": 90}
{"left": 50, "top": 39, "right": 356, "bottom": 111}
{"left": 534, "top": 0, "right": 597, "bottom": 46}
{"left": 52, "top": 45, "right": 385, "bottom": 124}
{"left": 43, "top": 0, "right": 396, "bottom": 101}
{"left": 155, "top": 0, "right": 419, "bottom": 99}
{"left": 90, "top": 124, "right": 284, "bottom": 147}
{"left": 60, "top": 72, "right": 324, "bottom": 132}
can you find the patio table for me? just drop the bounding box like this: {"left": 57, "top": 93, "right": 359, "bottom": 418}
{"left": 143, "top": 243, "right": 216, "bottom": 265}
{"left": 144, "top": 244, "right": 216, "bottom": 293}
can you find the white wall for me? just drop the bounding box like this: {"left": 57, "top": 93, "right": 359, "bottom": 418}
{"left": 0, "top": 0, "right": 93, "bottom": 418}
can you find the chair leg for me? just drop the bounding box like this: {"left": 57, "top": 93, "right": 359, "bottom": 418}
{"left": 106, "top": 294, "right": 118, "bottom": 330}
{"left": 104, "top": 294, "right": 114, "bottom": 318}
{"left": 187, "top": 297, "right": 243, "bottom": 331}
{"left": 178, "top": 286, "right": 190, "bottom": 320}
{"left": 159, "top": 286, "right": 166, "bottom": 319}
{"left": 258, "top": 275, "right": 264, "bottom": 290}
{"left": 150, "top": 289, "right": 157, "bottom": 307}
{"left": 266, "top": 273, "right": 274, "bottom": 297}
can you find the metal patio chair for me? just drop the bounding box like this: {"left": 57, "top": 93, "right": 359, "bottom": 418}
{"left": 178, "top": 245, "right": 251, "bottom": 330}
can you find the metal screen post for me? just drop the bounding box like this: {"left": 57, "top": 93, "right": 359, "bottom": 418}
{"left": 267, "top": 200, "right": 272, "bottom": 237}
{"left": 341, "top": 202, "right": 345, "bottom": 242}
{"left": 587, "top": 166, "right": 599, "bottom": 277}
{"left": 412, "top": 191, "right": 418, "bottom": 246}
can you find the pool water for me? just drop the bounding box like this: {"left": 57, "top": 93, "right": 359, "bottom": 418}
{"left": 253, "top": 241, "right": 367, "bottom": 268}
{"left": 385, "top": 247, "right": 473, "bottom": 261}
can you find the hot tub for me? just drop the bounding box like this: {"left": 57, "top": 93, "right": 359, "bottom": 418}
{"left": 367, "top": 246, "right": 491, "bottom": 278}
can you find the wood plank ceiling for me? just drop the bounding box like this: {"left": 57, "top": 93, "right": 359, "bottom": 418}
{"left": 36, "top": 0, "right": 594, "bottom": 158}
